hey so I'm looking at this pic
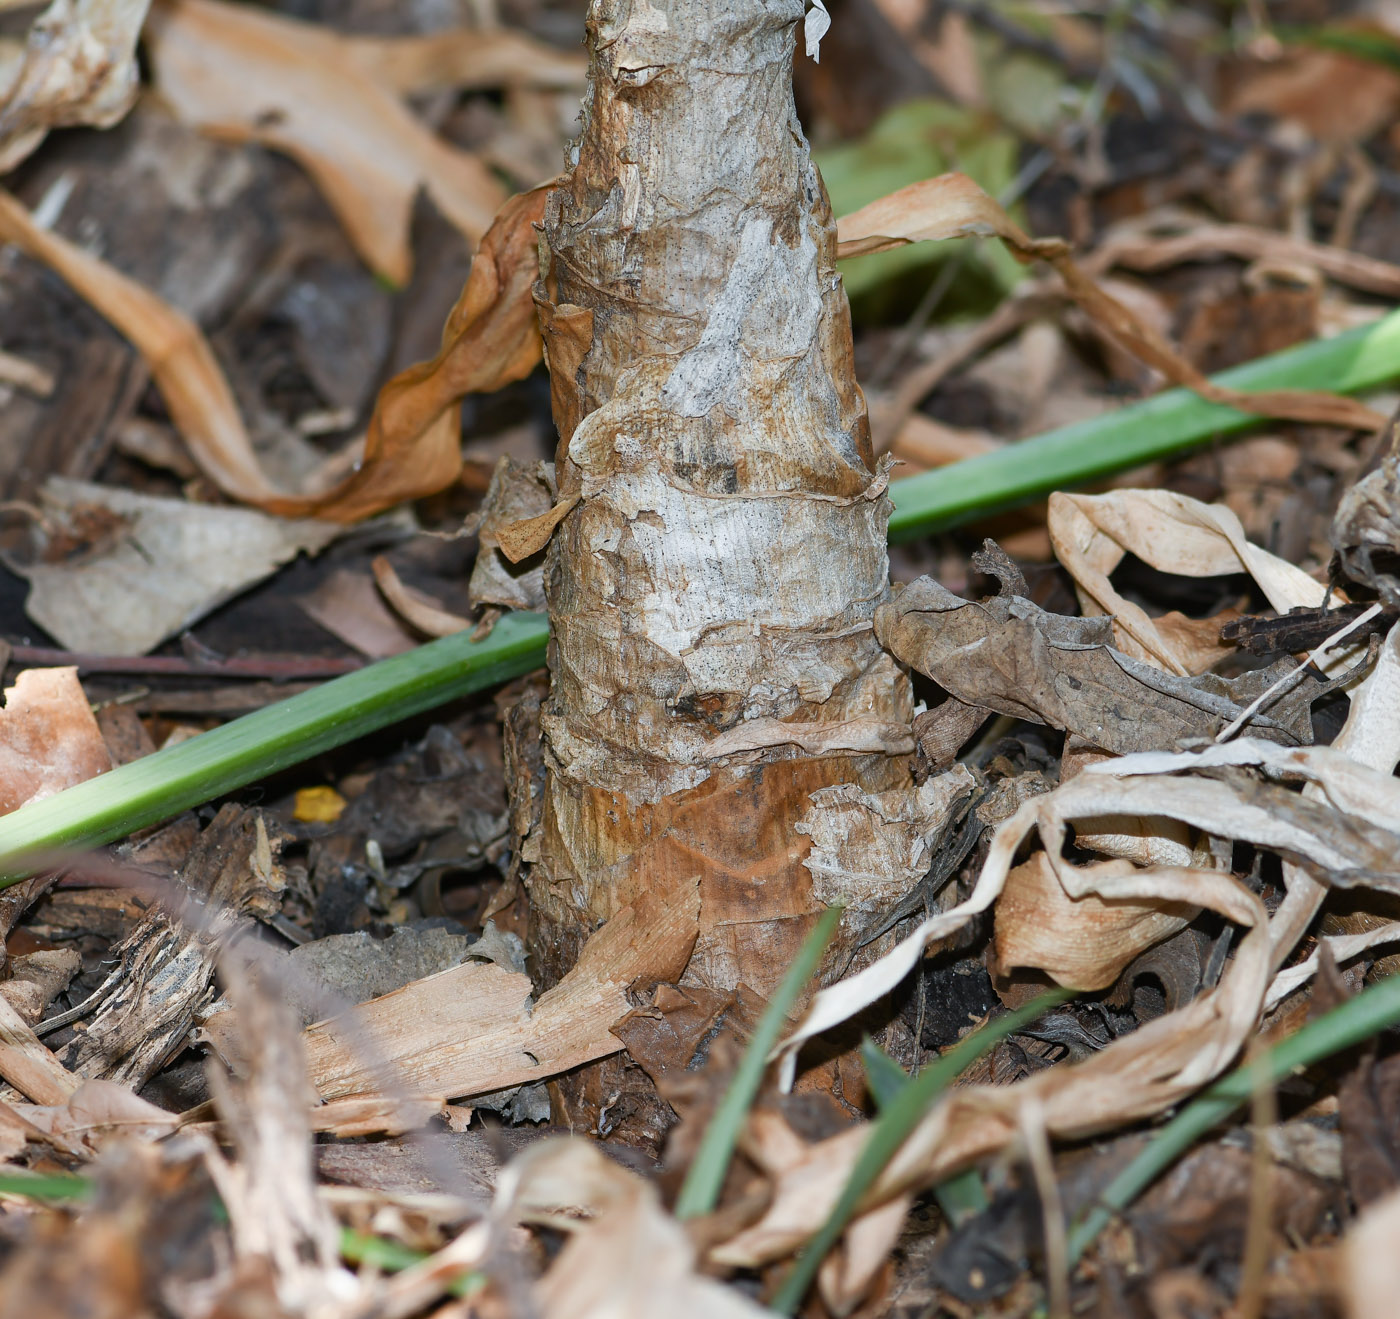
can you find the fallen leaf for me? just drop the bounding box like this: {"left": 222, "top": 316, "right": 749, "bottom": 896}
{"left": 0, "top": 187, "right": 282, "bottom": 506}
{"left": 1045, "top": 488, "right": 1335, "bottom": 673}
{"left": 875, "top": 574, "right": 1318, "bottom": 753}
{"left": 994, "top": 852, "right": 1197, "bottom": 992}
{"left": 304, "top": 880, "right": 699, "bottom": 1102}
{"left": 1087, "top": 218, "right": 1400, "bottom": 302}
{"left": 0, "top": 183, "right": 549, "bottom": 522}
{"left": 496, "top": 1139, "right": 771, "bottom": 1319}
{"left": 4, "top": 478, "right": 337, "bottom": 656}
{"left": 262, "top": 183, "right": 551, "bottom": 523}
{"left": 371, "top": 556, "right": 471, "bottom": 639}
{"left": 0, "top": 0, "right": 148, "bottom": 171}
{"left": 836, "top": 172, "right": 1387, "bottom": 434}
{"left": 144, "top": 0, "right": 506, "bottom": 284}
{"left": 0, "top": 667, "right": 110, "bottom": 815}
{"left": 467, "top": 455, "right": 555, "bottom": 612}
{"left": 342, "top": 25, "right": 585, "bottom": 98}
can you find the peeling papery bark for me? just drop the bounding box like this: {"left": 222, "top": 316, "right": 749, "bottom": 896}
{"left": 528, "top": 0, "right": 919, "bottom": 993}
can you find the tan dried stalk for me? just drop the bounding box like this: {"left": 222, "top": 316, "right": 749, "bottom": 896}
{"left": 527, "top": 0, "right": 915, "bottom": 994}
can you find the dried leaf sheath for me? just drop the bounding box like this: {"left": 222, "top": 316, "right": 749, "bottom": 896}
{"left": 529, "top": 0, "right": 917, "bottom": 992}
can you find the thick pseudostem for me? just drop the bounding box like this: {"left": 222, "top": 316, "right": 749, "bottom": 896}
{"left": 526, "top": 0, "right": 920, "bottom": 996}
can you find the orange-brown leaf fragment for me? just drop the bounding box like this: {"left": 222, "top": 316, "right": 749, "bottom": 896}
{"left": 145, "top": 0, "right": 506, "bottom": 284}
{"left": 263, "top": 184, "right": 550, "bottom": 523}
{"left": 837, "top": 172, "right": 1386, "bottom": 433}
{"left": 0, "top": 668, "right": 110, "bottom": 817}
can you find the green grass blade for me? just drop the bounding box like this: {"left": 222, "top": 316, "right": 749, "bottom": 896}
{"left": 0, "top": 611, "right": 550, "bottom": 882}
{"left": 1067, "top": 968, "right": 1400, "bottom": 1265}
{"left": 859, "top": 1038, "right": 989, "bottom": 1225}
{"left": 2, "top": 313, "right": 1398, "bottom": 881}
{"left": 0, "top": 1169, "right": 92, "bottom": 1200}
{"left": 888, "top": 308, "right": 1400, "bottom": 541}
{"left": 771, "top": 988, "right": 1072, "bottom": 1314}
{"left": 673, "top": 904, "right": 844, "bottom": 1222}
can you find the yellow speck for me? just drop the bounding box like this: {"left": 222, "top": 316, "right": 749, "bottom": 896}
{"left": 294, "top": 785, "right": 347, "bottom": 823}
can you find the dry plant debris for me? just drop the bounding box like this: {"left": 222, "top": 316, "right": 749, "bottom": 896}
{"left": 7, "top": 0, "right": 1400, "bottom": 1317}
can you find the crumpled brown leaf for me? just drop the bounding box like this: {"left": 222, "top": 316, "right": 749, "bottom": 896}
{"left": 836, "top": 172, "right": 1386, "bottom": 434}
{"left": 466, "top": 455, "right": 555, "bottom": 612}
{"left": 993, "top": 851, "right": 1197, "bottom": 992}
{"left": 1046, "top": 488, "right": 1337, "bottom": 673}
{"left": 0, "top": 183, "right": 548, "bottom": 522}
{"left": 722, "top": 623, "right": 1400, "bottom": 1288}
{"left": 145, "top": 0, "right": 506, "bottom": 285}
{"left": 875, "top": 574, "right": 1319, "bottom": 754}
{"left": 0, "top": 0, "right": 148, "bottom": 172}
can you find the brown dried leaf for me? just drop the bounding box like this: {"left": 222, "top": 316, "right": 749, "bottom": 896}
{"left": 495, "top": 493, "right": 580, "bottom": 564}
{"left": 371, "top": 556, "right": 470, "bottom": 639}
{"left": 343, "top": 25, "right": 585, "bottom": 97}
{"left": 994, "top": 852, "right": 1196, "bottom": 992}
{"left": 499, "top": 1139, "right": 771, "bottom": 1319}
{"left": 145, "top": 0, "right": 506, "bottom": 284}
{"left": 1088, "top": 220, "right": 1400, "bottom": 301}
{"left": 18, "top": 1079, "right": 179, "bottom": 1153}
{"left": 836, "top": 172, "right": 1386, "bottom": 433}
{"left": 304, "top": 880, "right": 699, "bottom": 1102}
{"left": 467, "top": 454, "right": 554, "bottom": 611}
{"left": 0, "top": 0, "right": 148, "bottom": 172}
{"left": 1225, "top": 39, "right": 1400, "bottom": 145}
{"left": 1046, "top": 488, "right": 1335, "bottom": 672}
{"left": 263, "top": 183, "right": 551, "bottom": 523}
{"left": 0, "top": 667, "right": 110, "bottom": 815}
{"left": 0, "top": 183, "right": 548, "bottom": 523}
{"left": 875, "top": 575, "right": 1317, "bottom": 753}
{"left": 0, "top": 189, "right": 279, "bottom": 505}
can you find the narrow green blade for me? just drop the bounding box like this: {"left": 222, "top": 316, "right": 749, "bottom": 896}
{"left": 0, "top": 612, "right": 549, "bottom": 880}
{"left": 889, "top": 308, "right": 1400, "bottom": 540}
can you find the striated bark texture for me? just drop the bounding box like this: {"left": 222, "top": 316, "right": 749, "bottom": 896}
{"left": 528, "top": 0, "right": 928, "bottom": 997}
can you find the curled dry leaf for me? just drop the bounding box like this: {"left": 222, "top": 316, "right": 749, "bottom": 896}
{"left": 145, "top": 0, "right": 506, "bottom": 285}
{"left": 1046, "top": 488, "right": 1333, "bottom": 673}
{"left": 258, "top": 184, "right": 552, "bottom": 524}
{"left": 0, "top": 0, "right": 148, "bottom": 172}
{"left": 467, "top": 454, "right": 555, "bottom": 611}
{"left": 836, "top": 172, "right": 1386, "bottom": 433}
{"left": 497, "top": 1139, "right": 771, "bottom": 1319}
{"left": 0, "top": 189, "right": 280, "bottom": 506}
{"left": 993, "top": 852, "right": 1197, "bottom": 992}
{"left": 1087, "top": 219, "right": 1400, "bottom": 302}
{"left": 0, "top": 183, "right": 548, "bottom": 523}
{"left": 371, "top": 556, "right": 470, "bottom": 639}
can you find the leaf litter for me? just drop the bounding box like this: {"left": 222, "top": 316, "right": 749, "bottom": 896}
{"left": 6, "top": 0, "right": 1400, "bottom": 1316}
